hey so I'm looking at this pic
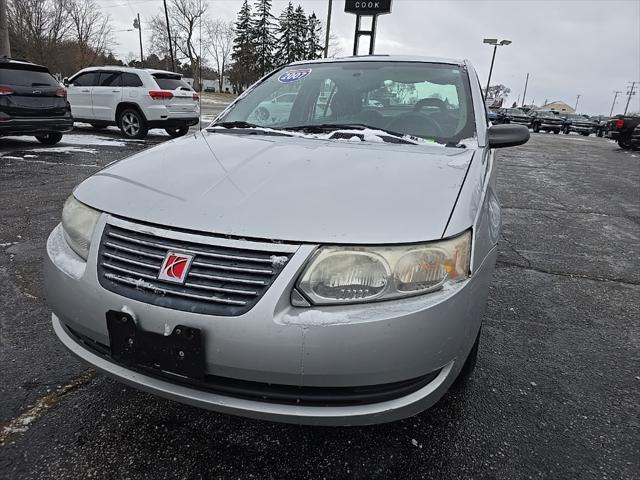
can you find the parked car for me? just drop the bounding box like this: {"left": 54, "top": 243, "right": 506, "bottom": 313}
{"left": 561, "top": 113, "right": 596, "bottom": 136}
{"left": 65, "top": 66, "right": 200, "bottom": 139}
{"left": 590, "top": 115, "right": 610, "bottom": 137}
{"left": 45, "top": 55, "right": 529, "bottom": 426}
{"left": 487, "top": 108, "right": 498, "bottom": 123}
{"left": 529, "top": 110, "right": 563, "bottom": 133}
{"left": 250, "top": 92, "right": 297, "bottom": 123}
{"left": 496, "top": 108, "right": 531, "bottom": 127}
{"left": 0, "top": 57, "right": 73, "bottom": 144}
{"left": 607, "top": 114, "right": 640, "bottom": 149}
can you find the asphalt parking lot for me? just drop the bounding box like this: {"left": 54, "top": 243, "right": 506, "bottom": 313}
{"left": 0, "top": 127, "right": 638, "bottom": 479}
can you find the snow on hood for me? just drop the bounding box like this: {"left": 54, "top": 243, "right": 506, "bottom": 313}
{"left": 73, "top": 130, "right": 475, "bottom": 244}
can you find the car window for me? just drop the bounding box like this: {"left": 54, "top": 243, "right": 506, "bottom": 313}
{"left": 0, "top": 66, "right": 58, "bottom": 87}
{"left": 122, "top": 73, "right": 143, "bottom": 87}
{"left": 220, "top": 61, "right": 476, "bottom": 144}
{"left": 72, "top": 72, "right": 99, "bottom": 87}
{"left": 152, "top": 74, "right": 191, "bottom": 90}
{"left": 98, "top": 72, "right": 122, "bottom": 87}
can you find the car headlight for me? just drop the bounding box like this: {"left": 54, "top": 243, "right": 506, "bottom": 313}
{"left": 296, "top": 231, "right": 471, "bottom": 305}
{"left": 61, "top": 196, "right": 100, "bottom": 260}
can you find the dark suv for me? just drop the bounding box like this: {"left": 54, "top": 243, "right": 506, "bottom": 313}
{"left": 529, "top": 110, "right": 563, "bottom": 133}
{"left": 0, "top": 58, "right": 73, "bottom": 144}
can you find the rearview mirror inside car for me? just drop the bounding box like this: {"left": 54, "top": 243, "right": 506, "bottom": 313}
{"left": 487, "top": 124, "right": 530, "bottom": 148}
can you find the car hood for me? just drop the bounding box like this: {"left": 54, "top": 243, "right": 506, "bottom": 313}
{"left": 74, "top": 131, "right": 475, "bottom": 244}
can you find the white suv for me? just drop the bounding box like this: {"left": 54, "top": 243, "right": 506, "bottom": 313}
{"left": 65, "top": 67, "right": 200, "bottom": 139}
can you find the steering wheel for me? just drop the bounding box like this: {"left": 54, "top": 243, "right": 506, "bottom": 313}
{"left": 386, "top": 112, "right": 443, "bottom": 138}
{"left": 413, "top": 97, "right": 447, "bottom": 113}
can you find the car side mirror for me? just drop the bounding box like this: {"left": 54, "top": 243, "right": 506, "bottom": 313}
{"left": 63, "top": 77, "right": 69, "bottom": 86}
{"left": 487, "top": 124, "right": 530, "bottom": 148}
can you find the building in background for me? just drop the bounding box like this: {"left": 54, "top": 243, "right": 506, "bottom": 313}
{"left": 539, "top": 101, "right": 574, "bottom": 113}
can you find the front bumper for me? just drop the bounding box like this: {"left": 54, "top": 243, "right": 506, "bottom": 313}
{"left": 45, "top": 219, "right": 496, "bottom": 425}
{"left": 0, "top": 116, "right": 74, "bottom": 136}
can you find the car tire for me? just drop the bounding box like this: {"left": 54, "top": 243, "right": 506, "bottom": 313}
{"left": 90, "top": 122, "right": 108, "bottom": 129}
{"left": 554, "top": 129, "right": 560, "bottom": 134}
{"left": 118, "top": 108, "right": 148, "bottom": 139}
{"left": 165, "top": 126, "right": 190, "bottom": 138}
{"left": 618, "top": 139, "right": 632, "bottom": 150}
{"left": 597, "top": 130, "right": 604, "bottom": 138}
{"left": 34, "top": 132, "right": 63, "bottom": 145}
{"left": 532, "top": 123, "right": 540, "bottom": 133}
{"left": 452, "top": 329, "right": 481, "bottom": 389}
{"left": 581, "top": 132, "right": 590, "bottom": 136}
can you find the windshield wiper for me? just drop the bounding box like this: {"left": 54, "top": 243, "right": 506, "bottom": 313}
{"left": 208, "top": 121, "right": 291, "bottom": 137}
{"left": 283, "top": 123, "right": 420, "bottom": 145}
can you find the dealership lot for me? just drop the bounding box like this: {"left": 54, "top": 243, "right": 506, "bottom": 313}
{"left": 0, "top": 130, "right": 638, "bottom": 479}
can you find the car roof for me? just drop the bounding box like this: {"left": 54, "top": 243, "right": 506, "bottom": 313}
{"left": 287, "top": 54, "right": 466, "bottom": 67}
{"left": 0, "top": 57, "right": 49, "bottom": 71}
{"left": 73, "top": 66, "right": 181, "bottom": 77}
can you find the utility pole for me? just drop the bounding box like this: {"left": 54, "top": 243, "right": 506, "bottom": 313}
{"left": 521, "top": 72, "right": 529, "bottom": 107}
{"left": 133, "top": 14, "right": 144, "bottom": 64}
{"left": 0, "top": 0, "right": 10, "bottom": 57}
{"left": 324, "top": 0, "right": 333, "bottom": 58}
{"left": 610, "top": 90, "right": 623, "bottom": 117}
{"left": 623, "top": 81, "right": 637, "bottom": 115}
{"left": 574, "top": 94, "right": 581, "bottom": 112}
{"left": 163, "top": 0, "right": 175, "bottom": 71}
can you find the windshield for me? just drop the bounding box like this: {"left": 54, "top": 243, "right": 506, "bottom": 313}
{"left": 507, "top": 108, "right": 526, "bottom": 115}
{"left": 217, "top": 61, "right": 476, "bottom": 144}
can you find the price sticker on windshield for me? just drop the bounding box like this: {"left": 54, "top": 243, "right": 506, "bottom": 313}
{"left": 277, "top": 68, "right": 312, "bottom": 84}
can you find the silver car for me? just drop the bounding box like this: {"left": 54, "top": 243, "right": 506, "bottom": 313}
{"left": 45, "top": 56, "right": 529, "bottom": 426}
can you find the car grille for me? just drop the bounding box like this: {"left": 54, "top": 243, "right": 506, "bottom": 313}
{"left": 97, "top": 223, "right": 296, "bottom": 316}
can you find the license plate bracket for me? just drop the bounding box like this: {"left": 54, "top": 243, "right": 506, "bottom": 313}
{"left": 106, "top": 310, "right": 204, "bottom": 379}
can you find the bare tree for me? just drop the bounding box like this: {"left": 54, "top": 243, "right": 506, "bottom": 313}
{"left": 169, "top": 0, "right": 207, "bottom": 90}
{"left": 205, "top": 19, "right": 234, "bottom": 92}
{"left": 7, "top": 0, "right": 71, "bottom": 68}
{"left": 67, "top": 0, "right": 113, "bottom": 68}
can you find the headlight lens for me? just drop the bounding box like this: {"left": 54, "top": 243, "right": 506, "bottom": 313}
{"left": 61, "top": 196, "right": 100, "bottom": 260}
{"left": 297, "top": 231, "right": 471, "bottom": 305}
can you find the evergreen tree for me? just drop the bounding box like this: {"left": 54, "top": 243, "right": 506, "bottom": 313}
{"left": 252, "top": 0, "right": 278, "bottom": 76}
{"left": 290, "top": 5, "right": 308, "bottom": 62}
{"left": 306, "top": 12, "right": 323, "bottom": 60}
{"left": 231, "top": 0, "right": 256, "bottom": 90}
{"left": 274, "top": 2, "right": 296, "bottom": 66}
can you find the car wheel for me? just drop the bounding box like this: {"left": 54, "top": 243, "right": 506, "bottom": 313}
{"left": 532, "top": 124, "right": 540, "bottom": 133}
{"left": 165, "top": 126, "right": 190, "bottom": 138}
{"left": 597, "top": 130, "right": 604, "bottom": 137}
{"left": 118, "top": 108, "right": 148, "bottom": 139}
{"left": 618, "top": 139, "right": 632, "bottom": 150}
{"left": 554, "top": 129, "right": 560, "bottom": 134}
{"left": 452, "top": 329, "right": 481, "bottom": 389}
{"left": 255, "top": 106, "right": 270, "bottom": 122}
{"left": 90, "top": 122, "right": 108, "bottom": 129}
{"left": 34, "top": 132, "right": 63, "bottom": 145}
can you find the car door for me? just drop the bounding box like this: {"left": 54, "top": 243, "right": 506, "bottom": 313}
{"left": 66, "top": 71, "right": 98, "bottom": 120}
{"left": 92, "top": 71, "right": 122, "bottom": 121}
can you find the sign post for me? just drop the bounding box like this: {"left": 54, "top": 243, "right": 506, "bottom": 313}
{"left": 344, "top": 1, "right": 392, "bottom": 56}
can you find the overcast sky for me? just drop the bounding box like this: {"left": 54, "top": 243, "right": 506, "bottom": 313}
{"left": 99, "top": 0, "right": 640, "bottom": 115}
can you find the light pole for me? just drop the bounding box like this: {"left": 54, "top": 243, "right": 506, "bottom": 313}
{"left": 574, "top": 94, "right": 581, "bottom": 112}
{"left": 133, "top": 14, "right": 144, "bottom": 65}
{"left": 483, "top": 38, "right": 512, "bottom": 103}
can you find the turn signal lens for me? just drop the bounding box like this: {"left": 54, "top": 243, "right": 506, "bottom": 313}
{"left": 0, "top": 86, "right": 15, "bottom": 95}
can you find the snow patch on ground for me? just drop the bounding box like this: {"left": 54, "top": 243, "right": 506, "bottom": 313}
{"left": 58, "top": 134, "right": 128, "bottom": 147}
{"left": 31, "top": 146, "right": 99, "bottom": 154}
